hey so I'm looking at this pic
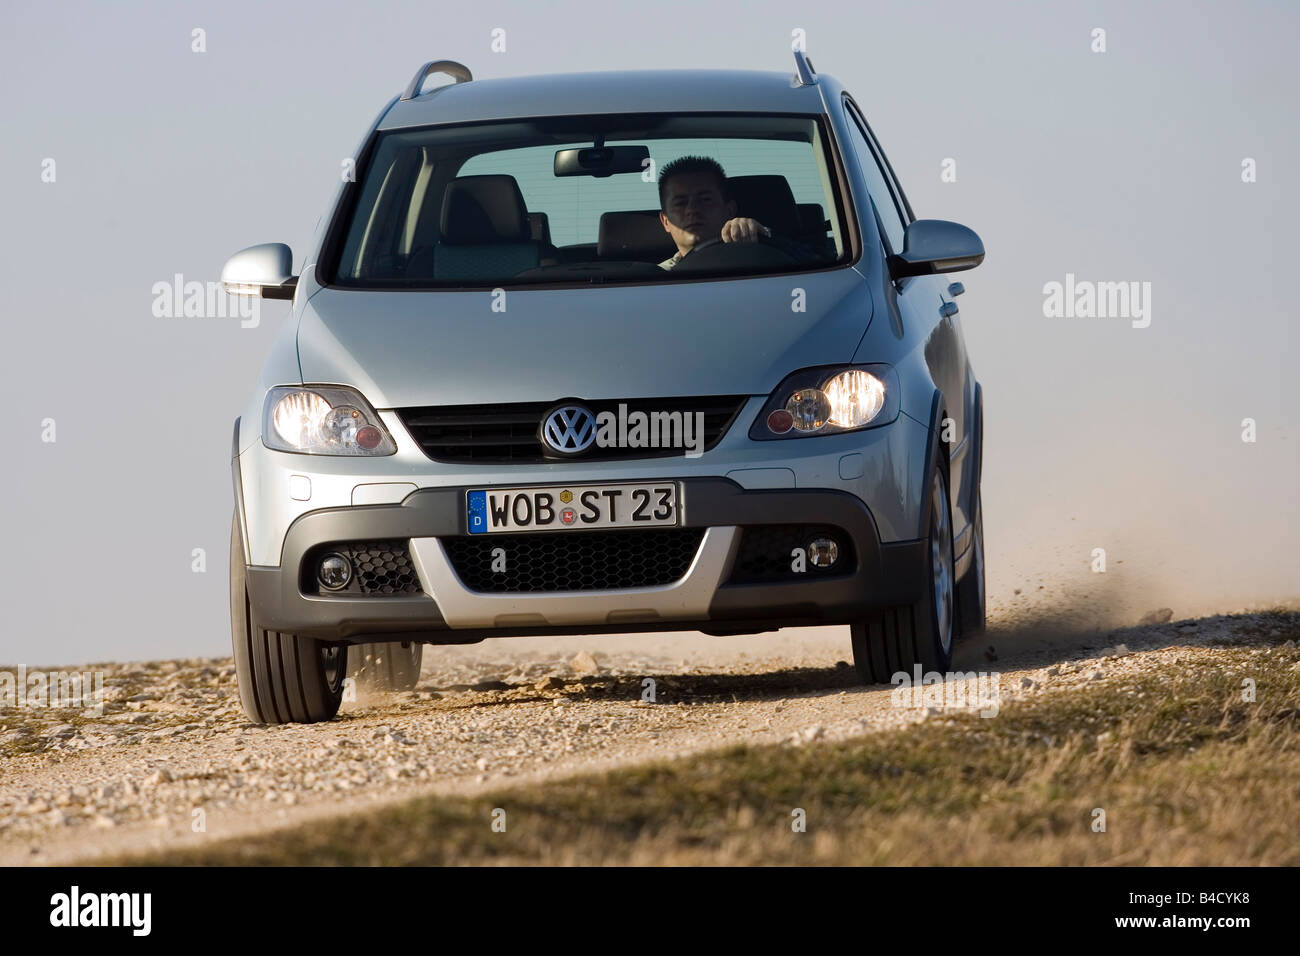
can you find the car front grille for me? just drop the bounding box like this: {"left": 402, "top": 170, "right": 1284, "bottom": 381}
{"left": 394, "top": 396, "right": 747, "bottom": 463}
{"left": 441, "top": 528, "right": 706, "bottom": 593}
{"left": 727, "top": 524, "right": 856, "bottom": 584}
{"left": 302, "top": 542, "right": 423, "bottom": 596}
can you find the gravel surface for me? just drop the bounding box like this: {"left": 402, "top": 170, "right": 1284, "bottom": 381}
{"left": 0, "top": 610, "right": 1292, "bottom": 865}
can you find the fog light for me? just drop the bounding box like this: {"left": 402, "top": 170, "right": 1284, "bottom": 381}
{"left": 807, "top": 537, "right": 839, "bottom": 568}
{"left": 318, "top": 553, "right": 352, "bottom": 590}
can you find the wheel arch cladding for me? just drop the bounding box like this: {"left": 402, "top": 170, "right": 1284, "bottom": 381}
{"left": 918, "top": 388, "right": 950, "bottom": 540}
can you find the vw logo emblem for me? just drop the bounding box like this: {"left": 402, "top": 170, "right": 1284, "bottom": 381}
{"left": 540, "top": 403, "right": 597, "bottom": 456}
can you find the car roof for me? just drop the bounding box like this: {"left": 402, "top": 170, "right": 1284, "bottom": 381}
{"left": 377, "top": 69, "right": 832, "bottom": 130}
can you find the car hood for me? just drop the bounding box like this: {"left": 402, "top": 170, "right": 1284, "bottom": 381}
{"left": 296, "top": 270, "right": 872, "bottom": 407}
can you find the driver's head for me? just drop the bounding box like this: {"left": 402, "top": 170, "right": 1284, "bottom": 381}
{"left": 658, "top": 156, "right": 737, "bottom": 254}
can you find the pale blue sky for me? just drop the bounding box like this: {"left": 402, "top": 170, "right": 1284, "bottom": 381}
{"left": 2, "top": 0, "right": 1296, "bottom": 663}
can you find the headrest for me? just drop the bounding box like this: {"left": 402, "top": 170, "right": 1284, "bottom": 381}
{"left": 597, "top": 209, "right": 677, "bottom": 259}
{"left": 440, "top": 175, "right": 530, "bottom": 244}
{"left": 527, "top": 211, "right": 552, "bottom": 245}
{"left": 797, "top": 203, "right": 828, "bottom": 233}
{"left": 726, "top": 175, "right": 802, "bottom": 237}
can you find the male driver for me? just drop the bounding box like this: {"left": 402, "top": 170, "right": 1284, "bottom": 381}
{"left": 657, "top": 156, "right": 769, "bottom": 270}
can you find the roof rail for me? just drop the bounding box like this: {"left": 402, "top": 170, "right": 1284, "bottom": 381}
{"left": 792, "top": 49, "right": 817, "bottom": 87}
{"left": 400, "top": 60, "right": 473, "bottom": 101}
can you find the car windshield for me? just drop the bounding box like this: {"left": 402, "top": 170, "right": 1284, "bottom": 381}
{"left": 327, "top": 113, "right": 852, "bottom": 288}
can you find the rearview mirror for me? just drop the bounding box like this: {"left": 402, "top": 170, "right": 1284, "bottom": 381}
{"left": 221, "top": 243, "right": 297, "bottom": 300}
{"left": 891, "top": 220, "right": 984, "bottom": 278}
{"left": 554, "top": 145, "right": 650, "bottom": 178}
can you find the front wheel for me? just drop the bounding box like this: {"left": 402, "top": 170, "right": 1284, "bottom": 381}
{"left": 957, "top": 490, "right": 986, "bottom": 637}
{"left": 850, "top": 467, "right": 956, "bottom": 684}
{"left": 230, "top": 513, "right": 346, "bottom": 724}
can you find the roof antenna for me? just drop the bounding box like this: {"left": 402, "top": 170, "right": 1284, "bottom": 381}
{"left": 792, "top": 49, "right": 817, "bottom": 87}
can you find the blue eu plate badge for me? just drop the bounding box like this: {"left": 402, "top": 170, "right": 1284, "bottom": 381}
{"left": 466, "top": 490, "right": 488, "bottom": 534}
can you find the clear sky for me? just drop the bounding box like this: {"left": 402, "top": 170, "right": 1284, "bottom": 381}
{"left": 2, "top": 0, "right": 1296, "bottom": 664}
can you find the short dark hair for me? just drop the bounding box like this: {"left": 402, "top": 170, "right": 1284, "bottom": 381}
{"left": 658, "top": 156, "right": 728, "bottom": 211}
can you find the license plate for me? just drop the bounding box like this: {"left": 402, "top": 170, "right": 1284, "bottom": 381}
{"left": 466, "top": 483, "right": 681, "bottom": 534}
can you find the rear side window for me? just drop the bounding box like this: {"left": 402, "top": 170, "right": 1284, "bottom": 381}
{"left": 842, "top": 100, "right": 908, "bottom": 254}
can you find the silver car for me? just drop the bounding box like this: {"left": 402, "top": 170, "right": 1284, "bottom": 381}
{"left": 225, "top": 52, "right": 986, "bottom": 724}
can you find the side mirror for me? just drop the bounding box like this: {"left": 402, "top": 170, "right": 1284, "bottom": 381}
{"left": 891, "top": 220, "right": 984, "bottom": 278}
{"left": 221, "top": 243, "right": 297, "bottom": 300}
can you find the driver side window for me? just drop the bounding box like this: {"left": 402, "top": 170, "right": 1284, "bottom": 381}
{"left": 843, "top": 100, "right": 908, "bottom": 254}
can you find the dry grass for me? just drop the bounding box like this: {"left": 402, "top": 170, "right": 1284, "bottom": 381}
{"left": 116, "top": 624, "right": 1300, "bottom": 866}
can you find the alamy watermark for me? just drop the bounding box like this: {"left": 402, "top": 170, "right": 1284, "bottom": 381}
{"left": 890, "top": 665, "right": 1001, "bottom": 718}
{"left": 152, "top": 274, "right": 260, "bottom": 328}
{"left": 593, "top": 405, "right": 706, "bottom": 457}
{"left": 49, "top": 886, "right": 150, "bottom": 936}
{"left": 1042, "top": 273, "right": 1151, "bottom": 329}
{"left": 542, "top": 403, "right": 708, "bottom": 458}
{"left": 0, "top": 667, "right": 105, "bottom": 717}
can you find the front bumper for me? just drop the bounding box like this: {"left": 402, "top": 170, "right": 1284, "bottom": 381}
{"left": 244, "top": 478, "right": 926, "bottom": 643}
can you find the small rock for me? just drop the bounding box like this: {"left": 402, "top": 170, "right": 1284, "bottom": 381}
{"left": 1046, "top": 666, "right": 1060, "bottom": 677}
{"left": 1020, "top": 677, "right": 1035, "bottom": 689}
{"left": 534, "top": 676, "right": 565, "bottom": 691}
{"left": 570, "top": 651, "right": 600, "bottom": 676}
{"left": 1112, "top": 643, "right": 1131, "bottom": 657}
{"left": 984, "top": 646, "right": 998, "bottom": 662}
{"left": 143, "top": 768, "right": 173, "bottom": 787}
{"left": 1139, "top": 608, "right": 1174, "bottom": 626}
{"left": 1090, "top": 669, "right": 1105, "bottom": 681}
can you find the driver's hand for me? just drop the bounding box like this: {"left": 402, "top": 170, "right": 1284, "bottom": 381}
{"left": 721, "top": 218, "right": 770, "bottom": 244}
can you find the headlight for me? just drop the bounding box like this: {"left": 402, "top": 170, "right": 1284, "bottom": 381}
{"left": 823, "top": 369, "right": 887, "bottom": 428}
{"left": 750, "top": 365, "right": 898, "bottom": 440}
{"left": 261, "top": 385, "right": 397, "bottom": 456}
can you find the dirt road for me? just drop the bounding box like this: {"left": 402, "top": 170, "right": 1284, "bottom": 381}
{"left": 0, "top": 607, "right": 1292, "bottom": 865}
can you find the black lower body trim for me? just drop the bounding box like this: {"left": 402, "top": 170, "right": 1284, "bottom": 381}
{"left": 244, "top": 478, "right": 926, "bottom": 642}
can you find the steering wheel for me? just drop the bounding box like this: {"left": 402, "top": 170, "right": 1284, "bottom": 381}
{"left": 689, "top": 236, "right": 726, "bottom": 254}
{"left": 673, "top": 232, "right": 797, "bottom": 272}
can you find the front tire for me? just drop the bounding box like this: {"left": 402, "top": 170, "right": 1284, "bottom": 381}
{"left": 850, "top": 466, "right": 956, "bottom": 683}
{"left": 230, "top": 513, "right": 346, "bottom": 724}
{"left": 957, "top": 490, "right": 986, "bottom": 637}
